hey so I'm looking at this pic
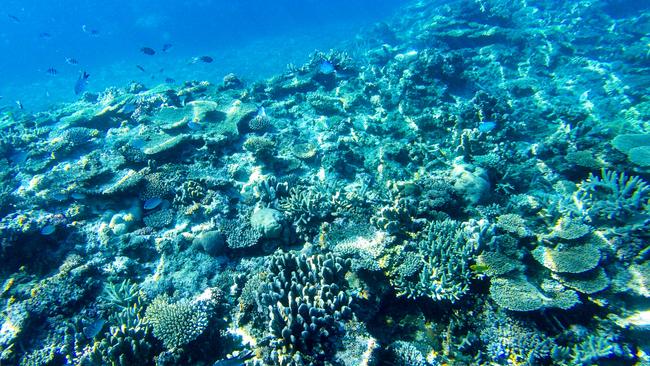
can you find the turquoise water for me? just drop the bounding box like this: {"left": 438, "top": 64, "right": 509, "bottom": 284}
{"left": 0, "top": 0, "right": 404, "bottom": 111}
{"left": 1, "top": 0, "right": 650, "bottom": 365}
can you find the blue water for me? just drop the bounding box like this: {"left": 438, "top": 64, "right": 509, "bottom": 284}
{"left": 0, "top": 0, "right": 406, "bottom": 111}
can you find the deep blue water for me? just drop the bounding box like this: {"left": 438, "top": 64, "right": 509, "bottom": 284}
{"left": 0, "top": 0, "right": 406, "bottom": 111}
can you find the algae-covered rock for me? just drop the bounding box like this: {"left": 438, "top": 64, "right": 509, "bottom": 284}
{"left": 628, "top": 146, "right": 650, "bottom": 167}
{"left": 250, "top": 207, "right": 284, "bottom": 239}
{"left": 192, "top": 230, "right": 226, "bottom": 256}
{"left": 223, "top": 100, "right": 255, "bottom": 136}
{"left": 612, "top": 134, "right": 650, "bottom": 166}
{"left": 102, "top": 167, "right": 150, "bottom": 195}
{"left": 612, "top": 134, "right": 650, "bottom": 154}
{"left": 142, "top": 134, "right": 189, "bottom": 156}
{"left": 450, "top": 161, "right": 489, "bottom": 204}
{"left": 59, "top": 102, "right": 123, "bottom": 130}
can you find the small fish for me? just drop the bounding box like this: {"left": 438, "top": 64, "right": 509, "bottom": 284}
{"left": 71, "top": 192, "right": 86, "bottom": 200}
{"left": 40, "top": 224, "right": 56, "bottom": 236}
{"left": 143, "top": 197, "right": 163, "bottom": 210}
{"left": 164, "top": 77, "right": 175, "bottom": 83}
{"left": 46, "top": 67, "right": 58, "bottom": 75}
{"left": 478, "top": 121, "right": 497, "bottom": 133}
{"left": 39, "top": 32, "right": 53, "bottom": 40}
{"left": 15, "top": 100, "right": 23, "bottom": 109}
{"left": 140, "top": 47, "right": 155, "bottom": 55}
{"left": 162, "top": 43, "right": 172, "bottom": 52}
{"left": 8, "top": 14, "right": 20, "bottom": 23}
{"left": 187, "top": 121, "right": 202, "bottom": 130}
{"left": 136, "top": 65, "right": 146, "bottom": 72}
{"left": 65, "top": 57, "right": 78, "bottom": 65}
{"left": 120, "top": 103, "right": 136, "bottom": 114}
{"left": 81, "top": 24, "right": 99, "bottom": 36}
{"left": 74, "top": 71, "right": 90, "bottom": 95}
{"left": 192, "top": 55, "right": 213, "bottom": 63}
{"left": 82, "top": 318, "right": 106, "bottom": 339}
{"left": 319, "top": 60, "right": 335, "bottom": 74}
{"left": 51, "top": 192, "right": 68, "bottom": 201}
{"left": 213, "top": 350, "right": 254, "bottom": 366}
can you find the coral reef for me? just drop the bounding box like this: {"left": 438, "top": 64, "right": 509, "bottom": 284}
{"left": 1, "top": 0, "right": 649, "bottom": 363}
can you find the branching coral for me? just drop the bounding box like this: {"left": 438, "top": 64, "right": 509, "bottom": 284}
{"left": 144, "top": 293, "right": 214, "bottom": 349}
{"left": 256, "top": 252, "right": 353, "bottom": 365}
{"left": 392, "top": 218, "right": 489, "bottom": 302}
{"left": 574, "top": 169, "right": 650, "bottom": 224}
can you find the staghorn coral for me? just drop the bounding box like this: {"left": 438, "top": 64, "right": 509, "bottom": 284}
{"left": 574, "top": 169, "right": 650, "bottom": 224}
{"left": 391, "top": 218, "right": 488, "bottom": 302}
{"left": 279, "top": 184, "right": 349, "bottom": 239}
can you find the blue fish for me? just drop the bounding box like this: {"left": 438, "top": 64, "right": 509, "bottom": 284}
{"left": 74, "top": 71, "right": 89, "bottom": 95}
{"left": 41, "top": 224, "right": 56, "bottom": 236}
{"left": 143, "top": 197, "right": 163, "bottom": 210}
{"left": 82, "top": 318, "right": 106, "bottom": 339}
{"left": 478, "top": 121, "right": 497, "bottom": 133}
{"left": 319, "top": 60, "right": 335, "bottom": 74}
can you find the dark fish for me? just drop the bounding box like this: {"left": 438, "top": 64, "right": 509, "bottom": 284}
{"left": 165, "top": 77, "right": 175, "bottom": 83}
{"left": 39, "top": 32, "right": 53, "bottom": 40}
{"left": 65, "top": 57, "right": 78, "bottom": 65}
{"left": 8, "top": 14, "right": 20, "bottom": 23}
{"left": 140, "top": 47, "right": 155, "bottom": 55}
{"left": 192, "top": 56, "right": 213, "bottom": 63}
{"left": 162, "top": 43, "right": 172, "bottom": 52}
{"left": 46, "top": 67, "right": 58, "bottom": 75}
{"left": 74, "top": 71, "right": 89, "bottom": 95}
{"left": 136, "top": 65, "right": 146, "bottom": 72}
{"left": 213, "top": 350, "right": 254, "bottom": 366}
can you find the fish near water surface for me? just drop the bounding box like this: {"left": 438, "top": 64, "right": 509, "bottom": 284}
{"left": 192, "top": 55, "right": 213, "bottom": 63}
{"left": 140, "top": 47, "right": 156, "bottom": 55}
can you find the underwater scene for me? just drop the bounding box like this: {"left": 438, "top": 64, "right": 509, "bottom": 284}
{"left": 1, "top": 0, "right": 650, "bottom": 365}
